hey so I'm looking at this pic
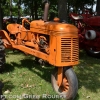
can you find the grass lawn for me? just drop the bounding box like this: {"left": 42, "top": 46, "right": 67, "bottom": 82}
{"left": 0, "top": 50, "right": 100, "bottom": 100}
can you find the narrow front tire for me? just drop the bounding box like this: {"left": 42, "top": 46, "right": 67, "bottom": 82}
{"left": 51, "top": 67, "right": 78, "bottom": 100}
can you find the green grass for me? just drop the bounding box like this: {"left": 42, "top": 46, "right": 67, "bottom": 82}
{"left": 74, "top": 50, "right": 100, "bottom": 100}
{"left": 0, "top": 50, "right": 100, "bottom": 100}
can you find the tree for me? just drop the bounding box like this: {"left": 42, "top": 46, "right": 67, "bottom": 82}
{"left": 10, "top": 0, "right": 12, "bottom": 21}
{"left": 0, "top": 0, "right": 97, "bottom": 24}
{"left": 96, "top": 0, "right": 100, "bottom": 15}
{"left": 0, "top": 1, "right": 3, "bottom": 29}
{"left": 18, "top": 0, "right": 21, "bottom": 18}
{"left": 58, "top": 0, "right": 67, "bottom": 22}
{"left": 17, "top": 0, "right": 21, "bottom": 23}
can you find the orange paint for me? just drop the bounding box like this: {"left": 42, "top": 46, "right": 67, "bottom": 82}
{"left": 0, "top": 18, "right": 79, "bottom": 87}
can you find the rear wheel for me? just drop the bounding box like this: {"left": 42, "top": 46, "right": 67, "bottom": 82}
{"left": 0, "top": 37, "right": 5, "bottom": 72}
{"left": 51, "top": 67, "right": 78, "bottom": 100}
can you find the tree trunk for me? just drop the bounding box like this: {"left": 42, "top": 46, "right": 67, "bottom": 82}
{"left": 96, "top": 0, "right": 100, "bottom": 15}
{"left": 30, "top": 0, "right": 34, "bottom": 20}
{"left": 17, "top": 0, "right": 21, "bottom": 23}
{"left": 34, "top": 1, "right": 38, "bottom": 19}
{"left": 0, "top": 3, "right": 3, "bottom": 29}
{"left": 10, "top": 0, "right": 12, "bottom": 22}
{"left": 58, "top": 0, "right": 67, "bottom": 22}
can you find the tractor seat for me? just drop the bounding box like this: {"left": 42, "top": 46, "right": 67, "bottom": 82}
{"left": 7, "top": 23, "right": 27, "bottom": 34}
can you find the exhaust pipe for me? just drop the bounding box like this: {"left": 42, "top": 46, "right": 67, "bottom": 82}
{"left": 43, "top": 0, "right": 50, "bottom": 22}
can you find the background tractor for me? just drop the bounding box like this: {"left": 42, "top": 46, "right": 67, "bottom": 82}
{"left": 0, "top": 1, "right": 79, "bottom": 99}
{"left": 70, "top": 9, "right": 100, "bottom": 58}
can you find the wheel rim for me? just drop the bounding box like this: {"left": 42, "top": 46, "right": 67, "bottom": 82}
{"left": 60, "top": 76, "right": 69, "bottom": 92}
{"left": 56, "top": 75, "right": 69, "bottom": 93}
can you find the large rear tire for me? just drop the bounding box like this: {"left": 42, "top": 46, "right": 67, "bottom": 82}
{"left": 51, "top": 67, "right": 78, "bottom": 100}
{"left": 0, "top": 37, "right": 5, "bottom": 72}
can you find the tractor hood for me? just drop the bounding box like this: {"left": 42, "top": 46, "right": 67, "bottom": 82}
{"left": 30, "top": 20, "right": 78, "bottom": 36}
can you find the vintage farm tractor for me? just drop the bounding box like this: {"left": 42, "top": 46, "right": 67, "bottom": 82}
{"left": 0, "top": 1, "right": 79, "bottom": 100}
{"left": 70, "top": 9, "right": 100, "bottom": 58}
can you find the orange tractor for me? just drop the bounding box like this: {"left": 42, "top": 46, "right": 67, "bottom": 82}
{"left": 0, "top": 1, "right": 79, "bottom": 100}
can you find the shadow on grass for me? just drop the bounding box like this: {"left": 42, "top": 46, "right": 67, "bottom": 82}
{"left": 3, "top": 80, "right": 15, "bottom": 92}
{"left": 3, "top": 63, "right": 15, "bottom": 73}
{"left": 74, "top": 93, "right": 80, "bottom": 100}
{"left": 3, "top": 50, "right": 100, "bottom": 100}
{"left": 76, "top": 50, "right": 100, "bottom": 92}
{"left": 4, "top": 50, "right": 53, "bottom": 83}
{"left": 0, "top": 63, "right": 15, "bottom": 93}
{"left": 9, "top": 59, "right": 53, "bottom": 83}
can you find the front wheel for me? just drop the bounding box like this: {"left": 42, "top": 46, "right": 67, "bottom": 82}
{"left": 86, "top": 48, "right": 100, "bottom": 58}
{"left": 51, "top": 67, "right": 78, "bottom": 100}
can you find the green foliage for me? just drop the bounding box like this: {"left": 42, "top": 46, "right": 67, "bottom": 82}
{"left": 68, "top": 0, "right": 96, "bottom": 13}
{"left": 0, "top": 0, "right": 97, "bottom": 19}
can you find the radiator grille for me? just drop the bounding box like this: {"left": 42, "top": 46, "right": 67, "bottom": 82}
{"left": 61, "top": 38, "right": 79, "bottom": 62}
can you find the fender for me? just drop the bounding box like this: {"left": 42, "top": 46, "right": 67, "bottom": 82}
{"left": 0, "top": 30, "right": 13, "bottom": 48}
